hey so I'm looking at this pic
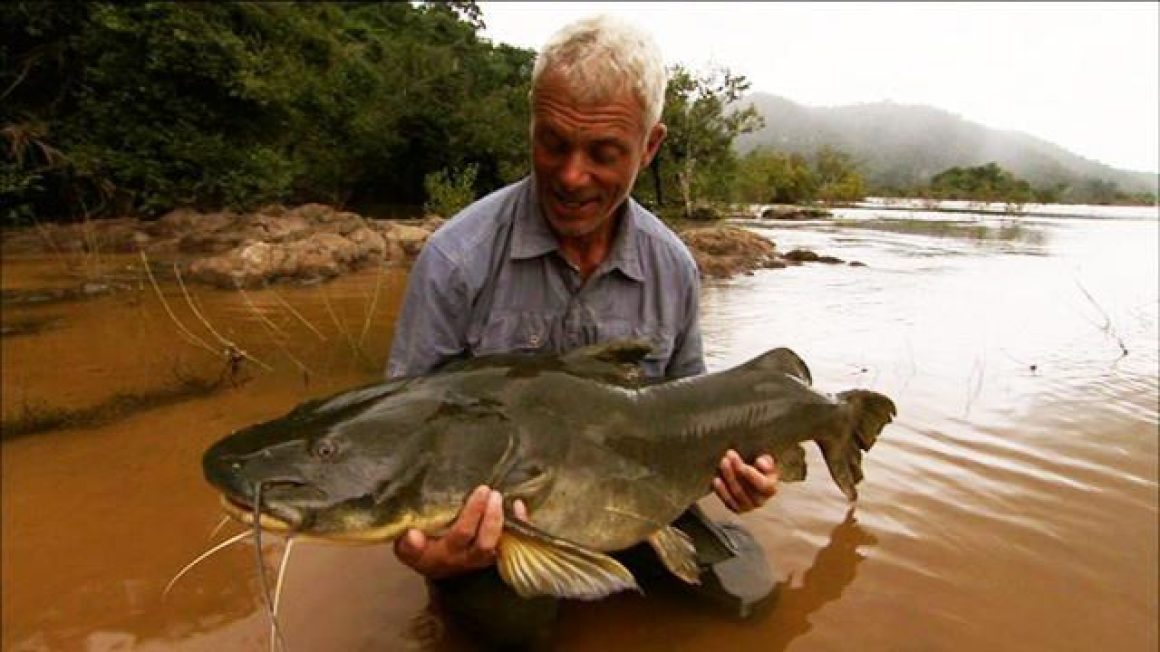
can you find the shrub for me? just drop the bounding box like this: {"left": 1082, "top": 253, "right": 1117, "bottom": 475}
{"left": 423, "top": 164, "right": 478, "bottom": 218}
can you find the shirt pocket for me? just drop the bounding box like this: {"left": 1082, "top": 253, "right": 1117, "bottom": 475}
{"left": 474, "top": 312, "right": 552, "bottom": 356}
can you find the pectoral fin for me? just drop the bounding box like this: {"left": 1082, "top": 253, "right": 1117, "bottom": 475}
{"left": 497, "top": 518, "right": 639, "bottom": 600}
{"left": 776, "top": 444, "right": 808, "bottom": 483}
{"left": 647, "top": 525, "right": 701, "bottom": 585}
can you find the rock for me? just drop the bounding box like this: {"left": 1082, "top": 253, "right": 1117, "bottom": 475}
{"left": 420, "top": 214, "right": 448, "bottom": 232}
{"left": 347, "top": 226, "right": 387, "bottom": 260}
{"left": 288, "top": 203, "right": 339, "bottom": 224}
{"left": 384, "top": 223, "right": 433, "bottom": 258}
{"left": 187, "top": 253, "right": 246, "bottom": 288}
{"left": 817, "top": 255, "right": 844, "bottom": 264}
{"left": 149, "top": 208, "right": 203, "bottom": 236}
{"left": 178, "top": 231, "right": 243, "bottom": 255}
{"left": 255, "top": 203, "right": 287, "bottom": 217}
{"left": 849, "top": 261, "right": 867, "bottom": 267}
{"left": 332, "top": 212, "right": 367, "bottom": 236}
{"left": 244, "top": 213, "right": 311, "bottom": 242}
{"left": 783, "top": 249, "right": 820, "bottom": 262}
{"left": 759, "top": 205, "right": 832, "bottom": 220}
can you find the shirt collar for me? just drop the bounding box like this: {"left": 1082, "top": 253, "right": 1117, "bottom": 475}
{"left": 512, "top": 176, "right": 645, "bottom": 283}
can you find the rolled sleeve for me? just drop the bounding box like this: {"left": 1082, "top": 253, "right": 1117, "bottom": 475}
{"left": 386, "top": 242, "right": 470, "bottom": 378}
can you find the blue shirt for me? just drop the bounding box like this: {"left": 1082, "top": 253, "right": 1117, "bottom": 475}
{"left": 386, "top": 177, "right": 705, "bottom": 380}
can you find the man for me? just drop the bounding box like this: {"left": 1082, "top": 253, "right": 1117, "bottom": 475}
{"left": 387, "top": 14, "right": 778, "bottom": 647}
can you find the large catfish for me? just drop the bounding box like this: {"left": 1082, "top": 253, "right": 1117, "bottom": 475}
{"left": 203, "top": 340, "right": 896, "bottom": 599}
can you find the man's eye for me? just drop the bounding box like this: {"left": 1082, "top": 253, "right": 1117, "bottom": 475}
{"left": 592, "top": 145, "right": 623, "bottom": 165}
{"left": 539, "top": 132, "right": 567, "bottom": 153}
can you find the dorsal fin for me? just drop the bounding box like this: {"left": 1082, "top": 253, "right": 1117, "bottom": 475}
{"left": 745, "top": 347, "right": 813, "bottom": 385}
{"left": 561, "top": 339, "right": 653, "bottom": 366}
{"left": 558, "top": 339, "right": 653, "bottom": 387}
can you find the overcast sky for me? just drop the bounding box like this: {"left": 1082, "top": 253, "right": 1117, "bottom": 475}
{"left": 479, "top": 2, "right": 1159, "bottom": 173}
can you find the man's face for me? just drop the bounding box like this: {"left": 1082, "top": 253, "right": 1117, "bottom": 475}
{"left": 531, "top": 71, "right": 666, "bottom": 240}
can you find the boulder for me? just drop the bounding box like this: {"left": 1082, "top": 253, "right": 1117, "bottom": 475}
{"left": 783, "top": 249, "right": 820, "bottom": 262}
{"left": 244, "top": 213, "right": 312, "bottom": 242}
{"left": 384, "top": 223, "right": 433, "bottom": 258}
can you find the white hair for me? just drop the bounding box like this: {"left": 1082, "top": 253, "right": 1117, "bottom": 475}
{"left": 531, "top": 15, "right": 668, "bottom": 128}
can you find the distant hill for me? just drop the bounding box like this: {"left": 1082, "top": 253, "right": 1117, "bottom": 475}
{"left": 735, "top": 93, "right": 1158, "bottom": 195}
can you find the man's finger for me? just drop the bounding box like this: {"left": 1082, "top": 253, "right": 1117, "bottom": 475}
{"left": 474, "top": 490, "right": 504, "bottom": 554}
{"left": 713, "top": 477, "right": 741, "bottom": 512}
{"left": 739, "top": 462, "right": 778, "bottom": 498}
{"left": 755, "top": 454, "right": 777, "bottom": 474}
{"left": 513, "top": 499, "right": 530, "bottom": 522}
{"left": 445, "top": 485, "right": 490, "bottom": 549}
{"left": 721, "top": 451, "right": 754, "bottom": 512}
{"left": 394, "top": 529, "right": 427, "bottom": 567}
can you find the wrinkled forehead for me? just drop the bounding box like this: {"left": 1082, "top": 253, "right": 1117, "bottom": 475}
{"left": 532, "top": 65, "right": 651, "bottom": 127}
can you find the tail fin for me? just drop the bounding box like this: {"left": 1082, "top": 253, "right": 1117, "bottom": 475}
{"left": 817, "top": 390, "right": 897, "bottom": 501}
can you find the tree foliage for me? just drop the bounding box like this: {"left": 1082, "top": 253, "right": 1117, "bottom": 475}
{"left": 637, "top": 64, "right": 763, "bottom": 217}
{"left": 927, "top": 162, "right": 1033, "bottom": 205}
{"left": 1, "top": 1, "right": 533, "bottom": 222}
{"left": 731, "top": 145, "right": 867, "bottom": 205}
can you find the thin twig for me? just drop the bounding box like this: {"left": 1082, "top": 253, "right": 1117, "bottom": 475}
{"left": 172, "top": 263, "right": 273, "bottom": 372}
{"left": 139, "top": 252, "right": 219, "bottom": 357}
{"left": 1073, "top": 277, "right": 1129, "bottom": 358}
{"left": 237, "top": 285, "right": 291, "bottom": 342}
{"left": 270, "top": 290, "right": 327, "bottom": 341}
{"left": 237, "top": 283, "right": 315, "bottom": 380}
{"left": 357, "top": 262, "right": 387, "bottom": 351}
{"left": 321, "top": 285, "right": 370, "bottom": 366}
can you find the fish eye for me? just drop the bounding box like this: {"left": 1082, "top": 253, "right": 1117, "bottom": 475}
{"left": 314, "top": 439, "right": 339, "bottom": 460}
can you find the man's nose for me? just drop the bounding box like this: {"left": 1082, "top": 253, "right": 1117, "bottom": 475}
{"left": 556, "top": 150, "right": 590, "bottom": 191}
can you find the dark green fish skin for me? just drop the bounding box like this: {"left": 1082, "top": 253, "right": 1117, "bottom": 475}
{"left": 203, "top": 342, "right": 896, "bottom": 555}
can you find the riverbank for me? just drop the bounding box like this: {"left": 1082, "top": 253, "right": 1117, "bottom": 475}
{"left": 1, "top": 204, "right": 856, "bottom": 292}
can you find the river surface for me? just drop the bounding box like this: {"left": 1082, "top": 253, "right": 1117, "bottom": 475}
{"left": 2, "top": 204, "right": 1157, "bottom": 651}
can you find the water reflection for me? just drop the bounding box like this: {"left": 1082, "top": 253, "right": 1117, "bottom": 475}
{"left": 764, "top": 508, "right": 878, "bottom": 649}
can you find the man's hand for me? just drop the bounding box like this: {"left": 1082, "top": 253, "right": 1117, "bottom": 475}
{"left": 394, "top": 485, "right": 528, "bottom": 580}
{"left": 712, "top": 450, "right": 779, "bottom": 513}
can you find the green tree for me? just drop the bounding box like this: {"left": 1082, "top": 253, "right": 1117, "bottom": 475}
{"left": 928, "top": 162, "right": 1033, "bottom": 206}
{"left": 0, "top": 2, "right": 534, "bottom": 222}
{"left": 642, "top": 64, "right": 763, "bottom": 217}
{"left": 733, "top": 148, "right": 817, "bottom": 204}
{"left": 812, "top": 146, "right": 865, "bottom": 204}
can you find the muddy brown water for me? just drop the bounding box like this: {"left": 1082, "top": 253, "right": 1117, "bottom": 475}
{"left": 2, "top": 205, "right": 1157, "bottom": 651}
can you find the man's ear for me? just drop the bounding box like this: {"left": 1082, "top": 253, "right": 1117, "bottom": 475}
{"left": 641, "top": 122, "right": 667, "bottom": 168}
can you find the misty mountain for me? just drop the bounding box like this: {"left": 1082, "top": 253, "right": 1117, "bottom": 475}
{"left": 735, "top": 93, "right": 1158, "bottom": 194}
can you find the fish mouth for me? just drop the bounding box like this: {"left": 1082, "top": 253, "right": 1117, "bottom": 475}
{"left": 218, "top": 492, "right": 302, "bottom": 534}
{"left": 218, "top": 494, "right": 455, "bottom": 545}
